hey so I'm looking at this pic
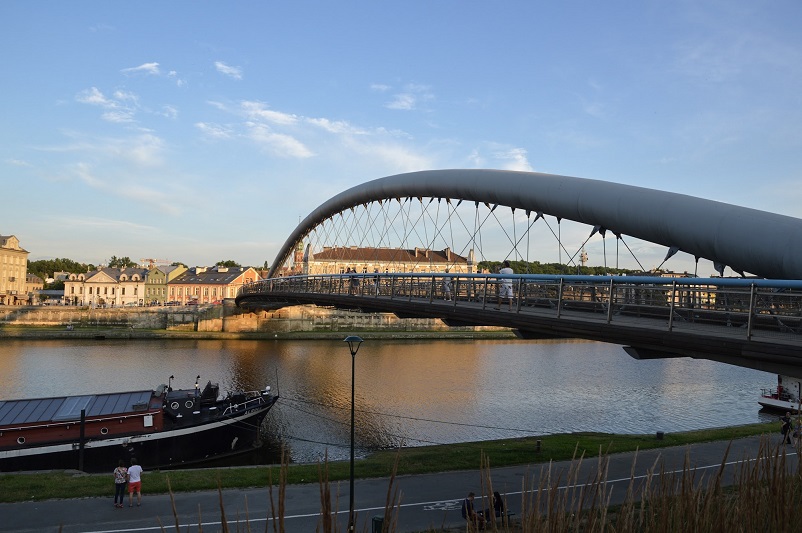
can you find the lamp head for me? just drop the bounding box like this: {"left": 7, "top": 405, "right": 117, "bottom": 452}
{"left": 343, "top": 335, "right": 364, "bottom": 356}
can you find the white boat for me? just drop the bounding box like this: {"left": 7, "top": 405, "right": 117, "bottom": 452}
{"left": 759, "top": 374, "right": 802, "bottom": 413}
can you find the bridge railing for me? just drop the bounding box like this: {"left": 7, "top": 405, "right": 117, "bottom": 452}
{"left": 239, "top": 274, "right": 802, "bottom": 344}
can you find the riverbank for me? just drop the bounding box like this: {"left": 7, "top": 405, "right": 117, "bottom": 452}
{"left": 0, "top": 422, "right": 777, "bottom": 503}
{"left": 0, "top": 324, "right": 517, "bottom": 341}
{"left": 0, "top": 303, "right": 516, "bottom": 338}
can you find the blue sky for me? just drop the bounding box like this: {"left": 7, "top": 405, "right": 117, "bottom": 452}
{"left": 2, "top": 1, "right": 801, "bottom": 271}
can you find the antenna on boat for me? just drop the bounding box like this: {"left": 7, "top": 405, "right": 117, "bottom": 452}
{"left": 168, "top": 375, "right": 174, "bottom": 392}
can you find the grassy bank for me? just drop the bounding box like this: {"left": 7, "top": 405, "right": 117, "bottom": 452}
{"left": 0, "top": 422, "right": 776, "bottom": 503}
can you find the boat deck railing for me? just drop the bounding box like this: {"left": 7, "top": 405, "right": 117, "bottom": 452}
{"left": 221, "top": 390, "right": 274, "bottom": 417}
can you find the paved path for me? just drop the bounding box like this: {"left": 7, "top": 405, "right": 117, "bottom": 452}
{"left": 0, "top": 435, "right": 794, "bottom": 533}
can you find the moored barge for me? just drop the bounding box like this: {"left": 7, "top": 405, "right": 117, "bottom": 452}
{"left": 0, "top": 376, "right": 278, "bottom": 472}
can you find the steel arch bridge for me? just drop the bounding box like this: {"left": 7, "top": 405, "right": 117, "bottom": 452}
{"left": 266, "top": 169, "right": 802, "bottom": 280}
{"left": 238, "top": 170, "right": 802, "bottom": 375}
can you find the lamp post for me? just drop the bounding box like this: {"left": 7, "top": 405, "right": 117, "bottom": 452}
{"left": 343, "top": 335, "right": 363, "bottom": 533}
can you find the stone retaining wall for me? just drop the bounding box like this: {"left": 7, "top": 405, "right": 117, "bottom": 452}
{"left": 0, "top": 303, "right": 505, "bottom": 334}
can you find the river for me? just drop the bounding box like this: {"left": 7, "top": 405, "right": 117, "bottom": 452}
{"left": 0, "top": 338, "right": 778, "bottom": 464}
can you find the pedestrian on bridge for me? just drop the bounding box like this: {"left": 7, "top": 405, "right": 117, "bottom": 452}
{"left": 497, "top": 260, "right": 514, "bottom": 311}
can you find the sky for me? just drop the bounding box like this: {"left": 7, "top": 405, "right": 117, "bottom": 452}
{"left": 2, "top": 1, "right": 801, "bottom": 273}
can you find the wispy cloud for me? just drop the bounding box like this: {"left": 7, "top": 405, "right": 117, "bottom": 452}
{"left": 76, "top": 87, "right": 116, "bottom": 108}
{"left": 385, "top": 83, "right": 434, "bottom": 111}
{"left": 121, "top": 62, "right": 160, "bottom": 75}
{"left": 76, "top": 87, "right": 138, "bottom": 123}
{"left": 245, "top": 122, "right": 313, "bottom": 158}
{"left": 307, "top": 117, "right": 366, "bottom": 135}
{"left": 493, "top": 147, "right": 533, "bottom": 172}
{"left": 7, "top": 159, "right": 32, "bottom": 167}
{"left": 73, "top": 162, "right": 180, "bottom": 215}
{"left": 160, "top": 105, "right": 178, "bottom": 119}
{"left": 241, "top": 101, "right": 298, "bottom": 125}
{"left": 215, "top": 61, "right": 243, "bottom": 80}
{"left": 370, "top": 83, "right": 391, "bottom": 92}
{"left": 195, "top": 122, "right": 232, "bottom": 139}
{"left": 55, "top": 215, "right": 158, "bottom": 233}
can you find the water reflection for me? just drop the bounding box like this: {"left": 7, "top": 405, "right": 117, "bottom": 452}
{"left": 0, "top": 338, "right": 778, "bottom": 464}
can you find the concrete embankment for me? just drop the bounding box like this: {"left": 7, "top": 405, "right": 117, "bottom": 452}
{"left": 0, "top": 302, "right": 513, "bottom": 340}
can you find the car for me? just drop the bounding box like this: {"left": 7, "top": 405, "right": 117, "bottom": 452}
{"left": 164, "top": 301, "right": 180, "bottom": 306}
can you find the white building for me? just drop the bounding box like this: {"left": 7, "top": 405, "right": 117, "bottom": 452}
{"left": 64, "top": 267, "right": 149, "bottom": 307}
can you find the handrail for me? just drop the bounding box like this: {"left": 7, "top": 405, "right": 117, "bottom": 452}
{"left": 238, "top": 273, "right": 802, "bottom": 347}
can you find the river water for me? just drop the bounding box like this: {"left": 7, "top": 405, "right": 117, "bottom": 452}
{"left": 0, "top": 338, "right": 778, "bottom": 464}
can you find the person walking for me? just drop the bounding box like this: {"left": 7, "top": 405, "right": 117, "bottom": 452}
{"left": 497, "top": 260, "right": 514, "bottom": 310}
{"left": 127, "top": 458, "right": 143, "bottom": 507}
{"left": 112, "top": 459, "right": 127, "bottom": 508}
{"left": 780, "top": 412, "right": 793, "bottom": 444}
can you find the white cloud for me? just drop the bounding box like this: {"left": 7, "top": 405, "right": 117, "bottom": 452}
{"left": 76, "top": 87, "right": 116, "bottom": 108}
{"left": 493, "top": 147, "right": 533, "bottom": 172}
{"left": 241, "top": 101, "right": 298, "bottom": 125}
{"left": 7, "top": 159, "right": 32, "bottom": 167}
{"left": 307, "top": 117, "right": 366, "bottom": 135}
{"left": 370, "top": 83, "right": 391, "bottom": 92}
{"left": 168, "top": 70, "right": 186, "bottom": 87}
{"left": 245, "top": 122, "right": 313, "bottom": 158}
{"left": 385, "top": 83, "right": 434, "bottom": 111}
{"left": 73, "top": 162, "right": 180, "bottom": 215}
{"left": 76, "top": 87, "right": 141, "bottom": 123}
{"left": 101, "top": 110, "right": 135, "bottom": 123}
{"left": 112, "top": 90, "right": 138, "bottom": 104}
{"left": 214, "top": 61, "right": 243, "bottom": 80}
{"left": 342, "top": 137, "right": 431, "bottom": 172}
{"left": 387, "top": 93, "right": 416, "bottom": 110}
{"left": 121, "top": 62, "right": 160, "bottom": 75}
{"left": 160, "top": 105, "right": 178, "bottom": 119}
{"left": 195, "top": 122, "right": 232, "bottom": 139}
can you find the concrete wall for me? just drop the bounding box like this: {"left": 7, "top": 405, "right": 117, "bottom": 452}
{"left": 0, "top": 303, "right": 504, "bottom": 334}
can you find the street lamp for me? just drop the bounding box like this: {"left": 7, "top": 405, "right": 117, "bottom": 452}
{"left": 343, "top": 335, "right": 363, "bottom": 533}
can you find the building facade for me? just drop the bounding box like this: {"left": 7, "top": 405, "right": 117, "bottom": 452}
{"left": 168, "top": 266, "right": 260, "bottom": 304}
{"left": 0, "top": 235, "right": 30, "bottom": 305}
{"left": 64, "top": 267, "right": 149, "bottom": 307}
{"left": 25, "top": 273, "right": 44, "bottom": 304}
{"left": 144, "top": 264, "right": 187, "bottom": 305}
{"left": 303, "top": 246, "right": 473, "bottom": 275}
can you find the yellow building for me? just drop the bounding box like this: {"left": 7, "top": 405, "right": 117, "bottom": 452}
{"left": 303, "top": 246, "right": 473, "bottom": 275}
{"left": 0, "top": 235, "right": 30, "bottom": 305}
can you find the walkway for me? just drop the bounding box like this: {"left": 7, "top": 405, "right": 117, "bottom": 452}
{"left": 0, "top": 433, "right": 792, "bottom": 532}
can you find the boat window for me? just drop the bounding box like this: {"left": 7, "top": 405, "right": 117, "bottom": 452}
{"left": 100, "top": 427, "right": 108, "bottom": 435}
{"left": 184, "top": 400, "right": 194, "bottom": 408}
{"left": 170, "top": 402, "right": 180, "bottom": 410}
{"left": 17, "top": 436, "right": 25, "bottom": 444}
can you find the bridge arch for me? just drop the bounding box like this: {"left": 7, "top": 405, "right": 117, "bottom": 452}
{"left": 269, "top": 169, "right": 802, "bottom": 280}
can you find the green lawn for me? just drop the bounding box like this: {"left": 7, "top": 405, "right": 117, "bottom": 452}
{"left": 0, "top": 422, "right": 776, "bottom": 503}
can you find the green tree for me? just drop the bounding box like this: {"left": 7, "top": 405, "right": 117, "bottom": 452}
{"left": 107, "top": 256, "right": 138, "bottom": 268}
{"left": 28, "top": 258, "right": 95, "bottom": 282}
{"left": 216, "top": 260, "right": 241, "bottom": 268}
